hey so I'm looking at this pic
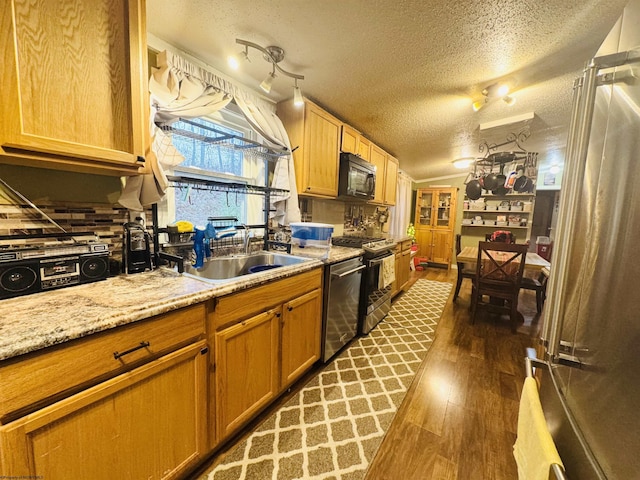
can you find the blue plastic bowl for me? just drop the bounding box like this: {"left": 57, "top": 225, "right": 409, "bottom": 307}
{"left": 247, "top": 264, "right": 283, "bottom": 274}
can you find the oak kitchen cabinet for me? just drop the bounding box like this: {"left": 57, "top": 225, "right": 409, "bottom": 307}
{"left": 370, "top": 144, "right": 398, "bottom": 206}
{"left": 277, "top": 98, "right": 342, "bottom": 197}
{"left": 210, "top": 268, "right": 323, "bottom": 443}
{"left": 0, "top": 304, "right": 208, "bottom": 479}
{"left": 0, "top": 0, "right": 148, "bottom": 176}
{"left": 391, "top": 238, "right": 413, "bottom": 297}
{"left": 414, "top": 187, "right": 458, "bottom": 267}
{"left": 341, "top": 124, "right": 371, "bottom": 161}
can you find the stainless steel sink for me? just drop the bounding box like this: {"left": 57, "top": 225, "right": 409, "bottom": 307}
{"left": 182, "top": 252, "right": 313, "bottom": 283}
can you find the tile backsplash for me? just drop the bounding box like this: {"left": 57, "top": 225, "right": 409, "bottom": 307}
{"left": 0, "top": 200, "right": 142, "bottom": 261}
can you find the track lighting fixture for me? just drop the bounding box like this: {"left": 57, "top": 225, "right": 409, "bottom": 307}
{"left": 452, "top": 157, "right": 475, "bottom": 169}
{"left": 228, "top": 38, "right": 305, "bottom": 106}
{"left": 472, "top": 82, "right": 515, "bottom": 111}
{"left": 260, "top": 66, "right": 276, "bottom": 93}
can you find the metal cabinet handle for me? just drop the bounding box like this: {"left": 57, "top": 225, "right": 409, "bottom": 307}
{"left": 113, "top": 341, "right": 150, "bottom": 360}
{"left": 331, "top": 264, "right": 366, "bottom": 279}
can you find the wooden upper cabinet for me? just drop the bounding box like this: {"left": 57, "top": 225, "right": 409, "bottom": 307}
{"left": 341, "top": 124, "right": 359, "bottom": 155}
{"left": 369, "top": 145, "right": 398, "bottom": 206}
{"left": 0, "top": 0, "right": 148, "bottom": 176}
{"left": 384, "top": 156, "right": 399, "bottom": 206}
{"left": 341, "top": 124, "right": 371, "bottom": 161}
{"left": 357, "top": 136, "right": 371, "bottom": 161}
{"left": 278, "top": 98, "right": 341, "bottom": 198}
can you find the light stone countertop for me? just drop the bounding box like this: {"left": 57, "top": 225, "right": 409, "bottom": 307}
{"left": 0, "top": 257, "right": 324, "bottom": 362}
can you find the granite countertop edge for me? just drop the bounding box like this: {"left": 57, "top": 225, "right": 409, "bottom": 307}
{"left": 0, "top": 246, "right": 368, "bottom": 361}
{"left": 0, "top": 256, "right": 329, "bottom": 362}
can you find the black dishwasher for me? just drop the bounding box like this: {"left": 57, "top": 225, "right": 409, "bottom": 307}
{"left": 321, "top": 256, "right": 364, "bottom": 362}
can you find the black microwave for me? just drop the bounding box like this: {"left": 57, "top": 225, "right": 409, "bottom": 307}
{"left": 338, "top": 153, "right": 376, "bottom": 200}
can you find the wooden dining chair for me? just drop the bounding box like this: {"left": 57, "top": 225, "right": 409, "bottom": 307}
{"left": 471, "top": 241, "right": 528, "bottom": 333}
{"left": 520, "top": 270, "right": 549, "bottom": 313}
{"left": 453, "top": 234, "right": 475, "bottom": 301}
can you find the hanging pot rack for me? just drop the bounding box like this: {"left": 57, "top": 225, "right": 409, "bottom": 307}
{"left": 474, "top": 129, "right": 538, "bottom": 169}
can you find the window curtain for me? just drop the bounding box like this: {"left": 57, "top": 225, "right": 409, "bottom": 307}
{"left": 119, "top": 50, "right": 301, "bottom": 225}
{"left": 389, "top": 171, "right": 413, "bottom": 239}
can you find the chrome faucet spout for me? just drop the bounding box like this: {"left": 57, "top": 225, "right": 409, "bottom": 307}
{"left": 240, "top": 224, "right": 251, "bottom": 255}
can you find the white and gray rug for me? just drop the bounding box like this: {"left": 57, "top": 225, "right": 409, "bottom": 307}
{"left": 203, "top": 279, "right": 452, "bottom": 480}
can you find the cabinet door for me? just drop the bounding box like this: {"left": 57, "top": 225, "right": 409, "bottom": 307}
{"left": 433, "top": 189, "right": 455, "bottom": 229}
{"left": 414, "top": 228, "right": 433, "bottom": 260}
{"left": 415, "top": 190, "right": 434, "bottom": 227}
{"left": 0, "top": 341, "right": 208, "bottom": 480}
{"left": 0, "top": 0, "right": 147, "bottom": 175}
{"left": 280, "top": 289, "right": 322, "bottom": 390}
{"left": 384, "top": 157, "right": 398, "bottom": 205}
{"left": 370, "top": 144, "right": 387, "bottom": 204}
{"left": 400, "top": 246, "right": 411, "bottom": 288}
{"left": 302, "top": 103, "right": 341, "bottom": 196}
{"left": 215, "top": 309, "right": 280, "bottom": 440}
{"left": 341, "top": 124, "right": 359, "bottom": 154}
{"left": 431, "top": 230, "right": 453, "bottom": 265}
{"left": 357, "top": 136, "right": 371, "bottom": 161}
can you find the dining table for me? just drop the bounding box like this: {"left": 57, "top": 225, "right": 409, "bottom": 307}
{"left": 457, "top": 246, "right": 551, "bottom": 272}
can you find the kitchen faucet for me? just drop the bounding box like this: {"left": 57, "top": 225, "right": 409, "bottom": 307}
{"left": 239, "top": 224, "right": 251, "bottom": 255}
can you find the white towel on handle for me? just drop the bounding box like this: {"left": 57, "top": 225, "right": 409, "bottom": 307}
{"left": 379, "top": 255, "right": 396, "bottom": 289}
{"left": 513, "top": 377, "right": 564, "bottom": 480}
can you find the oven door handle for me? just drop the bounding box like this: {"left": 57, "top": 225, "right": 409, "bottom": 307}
{"left": 331, "top": 264, "right": 366, "bottom": 279}
{"left": 368, "top": 254, "right": 392, "bottom": 267}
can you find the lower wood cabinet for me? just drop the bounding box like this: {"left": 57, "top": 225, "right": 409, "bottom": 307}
{"left": 415, "top": 228, "right": 453, "bottom": 267}
{"left": 280, "top": 288, "right": 322, "bottom": 389}
{"left": 392, "top": 239, "right": 412, "bottom": 296}
{"left": 0, "top": 341, "right": 208, "bottom": 479}
{"left": 214, "top": 308, "right": 280, "bottom": 441}
{"left": 210, "top": 268, "right": 323, "bottom": 444}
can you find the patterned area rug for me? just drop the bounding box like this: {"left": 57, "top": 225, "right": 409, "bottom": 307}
{"left": 203, "top": 279, "right": 452, "bottom": 480}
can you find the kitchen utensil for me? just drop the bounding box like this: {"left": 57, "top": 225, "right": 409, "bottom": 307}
{"left": 465, "top": 162, "right": 482, "bottom": 200}
{"left": 492, "top": 164, "right": 508, "bottom": 195}
{"left": 482, "top": 156, "right": 499, "bottom": 191}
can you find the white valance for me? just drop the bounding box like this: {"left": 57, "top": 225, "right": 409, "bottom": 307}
{"left": 119, "top": 50, "right": 300, "bottom": 225}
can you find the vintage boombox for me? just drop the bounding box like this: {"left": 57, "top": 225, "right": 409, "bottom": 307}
{"left": 0, "top": 242, "right": 110, "bottom": 300}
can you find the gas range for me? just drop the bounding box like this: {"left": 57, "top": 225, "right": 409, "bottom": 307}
{"left": 332, "top": 236, "right": 397, "bottom": 257}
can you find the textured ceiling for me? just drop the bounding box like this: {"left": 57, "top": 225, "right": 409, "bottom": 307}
{"left": 147, "top": 0, "right": 627, "bottom": 181}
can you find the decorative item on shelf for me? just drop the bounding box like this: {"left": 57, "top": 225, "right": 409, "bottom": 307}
{"left": 228, "top": 39, "right": 305, "bottom": 105}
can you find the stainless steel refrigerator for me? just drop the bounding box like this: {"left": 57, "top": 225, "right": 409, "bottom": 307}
{"left": 537, "top": 3, "right": 640, "bottom": 478}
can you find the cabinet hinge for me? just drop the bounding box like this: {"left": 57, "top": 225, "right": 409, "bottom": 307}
{"left": 200, "top": 346, "right": 209, "bottom": 355}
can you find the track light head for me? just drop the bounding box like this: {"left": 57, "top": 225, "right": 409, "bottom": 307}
{"left": 260, "top": 70, "right": 276, "bottom": 93}
{"left": 293, "top": 81, "right": 304, "bottom": 107}
{"left": 228, "top": 46, "right": 250, "bottom": 70}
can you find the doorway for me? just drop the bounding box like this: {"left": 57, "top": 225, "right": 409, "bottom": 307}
{"left": 530, "top": 190, "right": 559, "bottom": 252}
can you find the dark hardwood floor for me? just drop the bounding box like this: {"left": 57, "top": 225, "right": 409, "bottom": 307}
{"left": 365, "top": 266, "right": 541, "bottom": 480}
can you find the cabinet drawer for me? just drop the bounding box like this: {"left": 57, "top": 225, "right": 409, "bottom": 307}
{"left": 0, "top": 303, "right": 206, "bottom": 424}
{"left": 212, "top": 268, "right": 322, "bottom": 330}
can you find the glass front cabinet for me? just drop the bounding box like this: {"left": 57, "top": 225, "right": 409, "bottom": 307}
{"left": 414, "top": 187, "right": 457, "bottom": 267}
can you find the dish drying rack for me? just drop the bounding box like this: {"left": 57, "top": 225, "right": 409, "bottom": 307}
{"left": 205, "top": 217, "right": 254, "bottom": 257}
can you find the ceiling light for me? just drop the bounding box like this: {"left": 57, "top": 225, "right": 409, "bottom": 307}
{"left": 260, "top": 68, "right": 276, "bottom": 93}
{"left": 497, "top": 84, "right": 510, "bottom": 97}
{"left": 233, "top": 38, "right": 305, "bottom": 98}
{"left": 453, "top": 157, "right": 475, "bottom": 169}
{"left": 293, "top": 79, "right": 304, "bottom": 107}
{"left": 228, "top": 46, "right": 249, "bottom": 70}
{"left": 503, "top": 95, "right": 516, "bottom": 106}
{"left": 473, "top": 82, "right": 516, "bottom": 111}
{"left": 472, "top": 100, "right": 485, "bottom": 112}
